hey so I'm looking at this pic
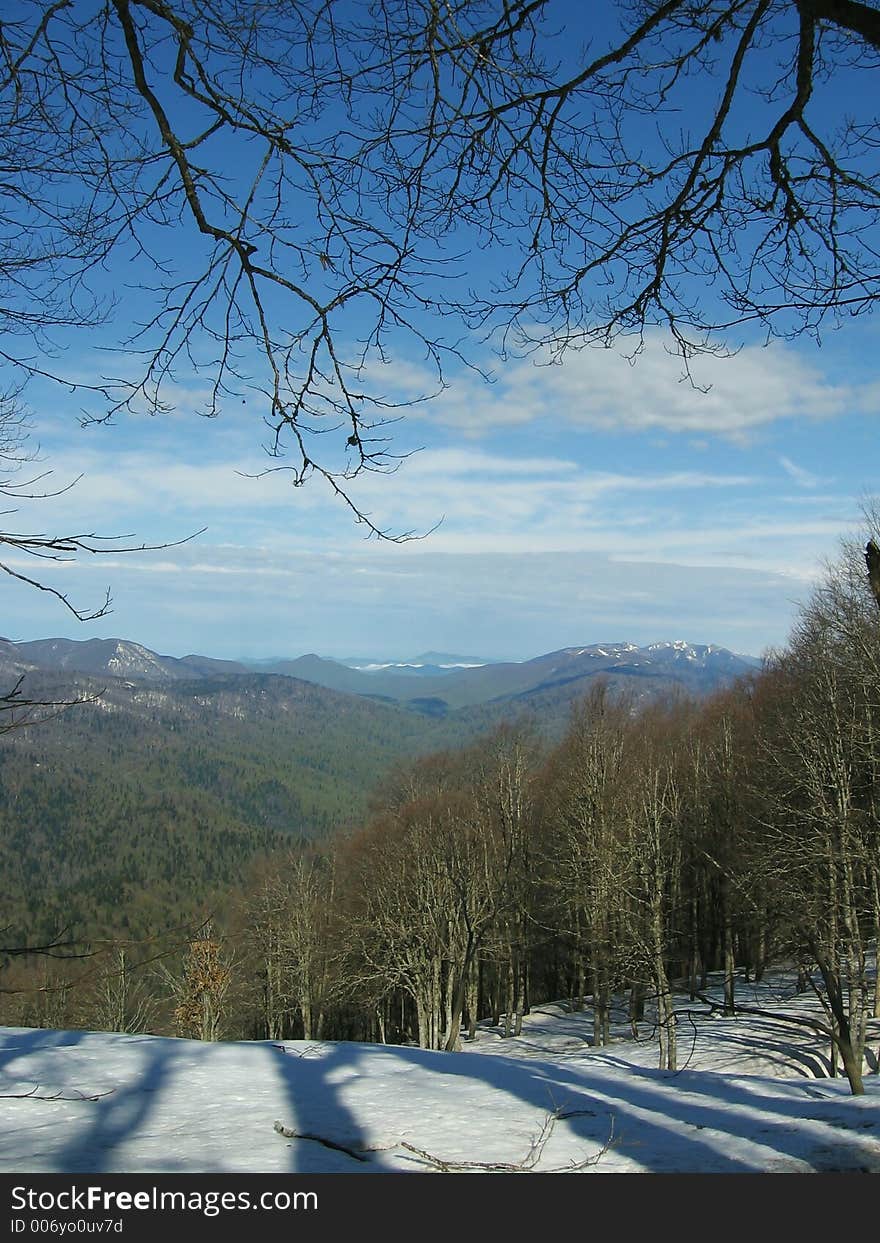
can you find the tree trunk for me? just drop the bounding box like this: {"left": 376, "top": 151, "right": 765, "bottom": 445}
{"left": 754, "top": 920, "right": 766, "bottom": 983}
{"left": 590, "top": 944, "right": 608, "bottom": 1047}
{"left": 502, "top": 955, "right": 515, "bottom": 1038}
{"left": 572, "top": 950, "right": 585, "bottom": 1012}
{"left": 466, "top": 959, "right": 479, "bottom": 1041}
{"left": 815, "top": 950, "right": 864, "bottom": 1095}
{"left": 689, "top": 895, "right": 701, "bottom": 1001}
{"left": 629, "top": 979, "right": 645, "bottom": 1037}
{"left": 722, "top": 876, "right": 735, "bottom": 1016}
{"left": 513, "top": 952, "right": 525, "bottom": 1038}
{"left": 444, "top": 936, "right": 476, "bottom": 1052}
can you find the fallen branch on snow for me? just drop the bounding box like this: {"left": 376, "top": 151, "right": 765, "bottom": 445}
{"left": 1, "top": 1083, "right": 114, "bottom": 1101}
{"left": 400, "top": 1108, "right": 614, "bottom": 1173}
{"left": 273, "top": 1120, "right": 397, "bottom": 1162}
{"left": 273, "top": 1108, "right": 614, "bottom": 1172}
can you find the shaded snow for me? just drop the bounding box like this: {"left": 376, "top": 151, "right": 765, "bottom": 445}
{"left": 1, "top": 972, "right": 879, "bottom": 1174}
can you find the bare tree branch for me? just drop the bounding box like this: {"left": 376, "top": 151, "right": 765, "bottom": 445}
{"left": 1, "top": 0, "right": 876, "bottom": 541}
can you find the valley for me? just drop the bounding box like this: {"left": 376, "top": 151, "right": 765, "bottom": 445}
{"left": 0, "top": 634, "right": 757, "bottom": 952}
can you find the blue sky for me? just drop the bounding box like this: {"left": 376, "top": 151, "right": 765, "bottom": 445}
{"left": 5, "top": 318, "right": 873, "bottom": 662}
{"left": 2, "top": 3, "right": 877, "bottom": 662}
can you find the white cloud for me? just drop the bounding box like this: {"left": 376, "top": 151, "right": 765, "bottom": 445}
{"left": 779, "top": 456, "right": 822, "bottom": 488}
{"left": 384, "top": 331, "right": 854, "bottom": 438}
{"left": 401, "top": 448, "right": 579, "bottom": 477}
{"left": 21, "top": 428, "right": 768, "bottom": 554}
{"left": 17, "top": 430, "right": 851, "bottom": 580}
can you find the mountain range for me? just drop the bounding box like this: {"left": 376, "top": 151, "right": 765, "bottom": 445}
{"left": 0, "top": 635, "right": 760, "bottom": 717}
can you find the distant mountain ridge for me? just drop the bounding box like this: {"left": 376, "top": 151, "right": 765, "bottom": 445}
{"left": 0, "top": 635, "right": 760, "bottom": 715}
{"left": 2, "top": 636, "right": 249, "bottom": 682}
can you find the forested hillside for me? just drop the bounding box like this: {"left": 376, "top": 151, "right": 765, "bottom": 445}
{"left": 0, "top": 672, "right": 454, "bottom": 946}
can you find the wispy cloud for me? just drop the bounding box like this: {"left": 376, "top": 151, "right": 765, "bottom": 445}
{"left": 779, "top": 456, "right": 822, "bottom": 489}
{"left": 373, "top": 331, "right": 854, "bottom": 439}
{"left": 20, "top": 433, "right": 767, "bottom": 552}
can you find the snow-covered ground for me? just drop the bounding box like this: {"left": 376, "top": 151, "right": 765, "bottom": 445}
{"left": 2, "top": 972, "right": 879, "bottom": 1173}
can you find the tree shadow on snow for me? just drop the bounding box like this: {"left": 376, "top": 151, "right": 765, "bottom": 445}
{"left": 270, "top": 1040, "right": 398, "bottom": 1172}
{"left": 53, "top": 1036, "right": 181, "bottom": 1172}
{"left": 337, "top": 1041, "right": 880, "bottom": 1173}
{"left": 3, "top": 1025, "right": 876, "bottom": 1174}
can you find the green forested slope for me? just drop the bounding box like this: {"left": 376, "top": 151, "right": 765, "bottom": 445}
{"left": 0, "top": 673, "right": 453, "bottom": 943}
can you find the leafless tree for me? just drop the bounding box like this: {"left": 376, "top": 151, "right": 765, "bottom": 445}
{"left": 681, "top": 694, "right": 764, "bottom": 1013}
{"left": 539, "top": 684, "right": 633, "bottom": 1048}
{"left": 465, "top": 724, "right": 539, "bottom": 1043}
{"left": 88, "top": 947, "right": 157, "bottom": 1034}
{"left": 624, "top": 748, "right": 682, "bottom": 1071}
{"left": 242, "top": 849, "right": 338, "bottom": 1041}
{"left": 342, "top": 791, "right": 487, "bottom": 1051}
{"left": 753, "top": 572, "right": 880, "bottom": 1095}
{"left": 340, "top": 733, "right": 537, "bottom": 1052}
{"left": 451, "top": 0, "right": 880, "bottom": 359}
